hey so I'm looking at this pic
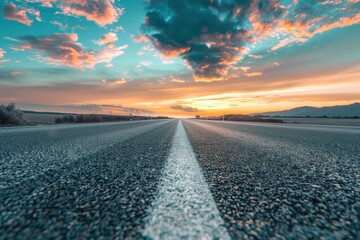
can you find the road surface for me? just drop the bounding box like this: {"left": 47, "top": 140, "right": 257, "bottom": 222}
{"left": 0, "top": 119, "right": 359, "bottom": 239}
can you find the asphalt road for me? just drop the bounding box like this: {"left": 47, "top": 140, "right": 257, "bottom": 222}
{"left": 1, "top": 119, "right": 359, "bottom": 239}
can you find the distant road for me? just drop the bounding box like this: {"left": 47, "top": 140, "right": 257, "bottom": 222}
{"left": 1, "top": 120, "right": 359, "bottom": 239}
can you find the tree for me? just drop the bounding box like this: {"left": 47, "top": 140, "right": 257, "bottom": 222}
{"left": 0, "top": 103, "right": 27, "bottom": 125}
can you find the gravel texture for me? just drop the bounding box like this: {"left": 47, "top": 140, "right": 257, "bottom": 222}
{"left": 183, "top": 120, "right": 360, "bottom": 239}
{"left": 1, "top": 120, "right": 176, "bottom": 239}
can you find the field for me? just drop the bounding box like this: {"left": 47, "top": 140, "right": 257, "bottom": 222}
{"left": 23, "top": 112, "right": 62, "bottom": 124}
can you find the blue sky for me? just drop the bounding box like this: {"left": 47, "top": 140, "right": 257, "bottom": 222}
{"left": 0, "top": 0, "right": 187, "bottom": 84}
{"left": 0, "top": 0, "right": 359, "bottom": 116}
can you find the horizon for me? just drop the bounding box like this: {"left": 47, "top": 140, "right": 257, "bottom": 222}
{"left": 1, "top": 0, "right": 360, "bottom": 117}
{"left": 7, "top": 101, "right": 360, "bottom": 119}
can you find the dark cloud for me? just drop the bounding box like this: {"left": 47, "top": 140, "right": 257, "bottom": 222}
{"left": 170, "top": 105, "right": 199, "bottom": 112}
{"left": 141, "top": 0, "right": 360, "bottom": 82}
{"left": 141, "top": 0, "right": 284, "bottom": 81}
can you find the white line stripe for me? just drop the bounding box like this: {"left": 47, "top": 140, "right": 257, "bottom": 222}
{"left": 143, "top": 120, "right": 230, "bottom": 240}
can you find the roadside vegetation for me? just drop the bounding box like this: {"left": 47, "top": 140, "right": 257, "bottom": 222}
{"left": 199, "top": 114, "right": 284, "bottom": 123}
{"left": 55, "top": 114, "right": 102, "bottom": 124}
{"left": 0, "top": 103, "right": 27, "bottom": 125}
{"left": 55, "top": 114, "right": 169, "bottom": 124}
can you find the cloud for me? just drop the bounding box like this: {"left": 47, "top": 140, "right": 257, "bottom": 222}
{"left": 0, "top": 69, "right": 29, "bottom": 79}
{"left": 0, "top": 48, "right": 10, "bottom": 65}
{"left": 170, "top": 78, "right": 185, "bottom": 83}
{"left": 0, "top": 59, "right": 10, "bottom": 64}
{"left": 3, "top": 3, "right": 40, "bottom": 26}
{"left": 244, "top": 72, "right": 263, "bottom": 77}
{"left": 9, "top": 71, "right": 26, "bottom": 76}
{"left": 95, "top": 32, "right": 118, "bottom": 48}
{"left": 240, "top": 66, "right": 250, "bottom": 73}
{"left": 170, "top": 105, "right": 199, "bottom": 112}
{"left": 97, "top": 45, "right": 127, "bottom": 63}
{"left": 13, "top": 33, "right": 96, "bottom": 69}
{"left": 141, "top": 0, "right": 360, "bottom": 81}
{"left": 4, "top": 37, "right": 20, "bottom": 42}
{"left": 248, "top": 54, "right": 264, "bottom": 59}
{"left": 101, "top": 78, "right": 126, "bottom": 86}
{"left": 315, "top": 13, "right": 360, "bottom": 34}
{"left": 0, "top": 48, "right": 5, "bottom": 58}
{"left": 141, "top": 0, "right": 280, "bottom": 81}
{"left": 50, "top": 20, "right": 68, "bottom": 30}
{"left": 136, "top": 61, "right": 152, "bottom": 71}
{"left": 59, "top": 0, "right": 123, "bottom": 26}
{"left": 29, "top": 0, "right": 56, "bottom": 7}
{"left": 27, "top": 0, "right": 122, "bottom": 26}
{"left": 113, "top": 25, "right": 125, "bottom": 32}
{"left": 12, "top": 33, "right": 127, "bottom": 69}
{"left": 134, "top": 34, "right": 149, "bottom": 43}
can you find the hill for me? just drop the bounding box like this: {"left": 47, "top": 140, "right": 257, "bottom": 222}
{"left": 255, "top": 103, "right": 360, "bottom": 118}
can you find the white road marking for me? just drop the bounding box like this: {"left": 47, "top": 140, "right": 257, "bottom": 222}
{"left": 143, "top": 120, "right": 230, "bottom": 239}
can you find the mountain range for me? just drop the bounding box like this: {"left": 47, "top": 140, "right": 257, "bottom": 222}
{"left": 255, "top": 103, "right": 360, "bottom": 118}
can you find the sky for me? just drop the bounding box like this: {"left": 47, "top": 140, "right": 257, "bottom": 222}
{"left": 0, "top": 0, "right": 359, "bottom": 117}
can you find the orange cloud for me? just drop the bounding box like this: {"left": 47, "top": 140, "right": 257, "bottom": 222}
{"left": 3, "top": 3, "right": 37, "bottom": 26}
{"left": 244, "top": 72, "right": 263, "bottom": 77}
{"left": 95, "top": 32, "right": 118, "bottom": 48}
{"left": 269, "top": 12, "right": 360, "bottom": 52}
{"left": 316, "top": 13, "right": 360, "bottom": 34}
{"left": 13, "top": 33, "right": 127, "bottom": 69}
{"left": 279, "top": 18, "right": 321, "bottom": 39}
{"left": 170, "top": 78, "right": 186, "bottom": 83}
{"left": 0, "top": 48, "right": 5, "bottom": 58}
{"left": 134, "top": 34, "right": 149, "bottom": 43}
{"left": 27, "top": 0, "right": 122, "bottom": 26}
{"left": 240, "top": 66, "right": 251, "bottom": 72}
{"left": 59, "top": 0, "right": 122, "bottom": 26}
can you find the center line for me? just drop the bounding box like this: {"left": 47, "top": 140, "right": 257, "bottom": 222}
{"left": 142, "top": 120, "right": 230, "bottom": 239}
